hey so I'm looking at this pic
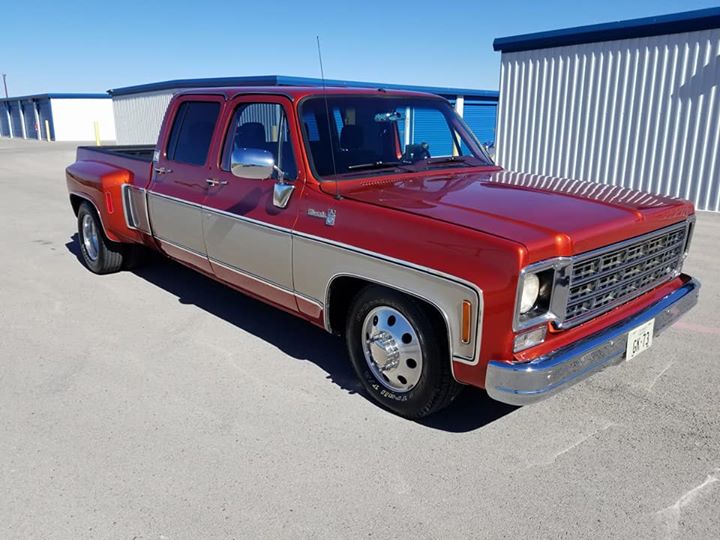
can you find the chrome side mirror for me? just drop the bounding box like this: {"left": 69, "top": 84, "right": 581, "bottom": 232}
{"left": 230, "top": 147, "right": 274, "bottom": 180}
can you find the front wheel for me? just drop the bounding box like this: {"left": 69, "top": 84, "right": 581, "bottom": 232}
{"left": 346, "top": 286, "right": 462, "bottom": 418}
{"left": 77, "top": 202, "right": 125, "bottom": 274}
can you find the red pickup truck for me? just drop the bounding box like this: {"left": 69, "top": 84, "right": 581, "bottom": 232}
{"left": 66, "top": 86, "right": 699, "bottom": 418}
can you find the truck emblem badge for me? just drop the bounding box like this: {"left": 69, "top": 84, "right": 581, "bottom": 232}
{"left": 307, "top": 208, "right": 336, "bottom": 226}
{"left": 326, "top": 208, "right": 336, "bottom": 226}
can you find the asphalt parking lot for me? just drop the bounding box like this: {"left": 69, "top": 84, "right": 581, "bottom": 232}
{"left": 1, "top": 137, "right": 719, "bottom": 539}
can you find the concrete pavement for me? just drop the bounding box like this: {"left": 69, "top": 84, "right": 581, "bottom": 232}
{"left": 1, "top": 137, "right": 718, "bottom": 539}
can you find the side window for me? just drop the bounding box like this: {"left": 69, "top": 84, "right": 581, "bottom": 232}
{"left": 221, "top": 103, "right": 298, "bottom": 180}
{"left": 166, "top": 101, "right": 220, "bottom": 166}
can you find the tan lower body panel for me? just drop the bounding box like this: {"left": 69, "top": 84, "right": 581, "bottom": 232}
{"left": 147, "top": 193, "right": 206, "bottom": 255}
{"left": 202, "top": 210, "right": 293, "bottom": 290}
{"left": 292, "top": 236, "right": 482, "bottom": 364}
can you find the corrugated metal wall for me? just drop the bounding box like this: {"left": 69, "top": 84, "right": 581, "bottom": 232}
{"left": 496, "top": 28, "right": 720, "bottom": 211}
{"left": 113, "top": 90, "right": 175, "bottom": 144}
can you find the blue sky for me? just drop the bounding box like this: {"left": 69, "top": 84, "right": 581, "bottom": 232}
{"left": 1, "top": 0, "right": 718, "bottom": 96}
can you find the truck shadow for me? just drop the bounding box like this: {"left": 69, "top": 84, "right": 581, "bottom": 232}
{"left": 66, "top": 235, "right": 516, "bottom": 433}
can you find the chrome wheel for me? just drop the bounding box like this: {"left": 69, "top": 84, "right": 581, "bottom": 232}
{"left": 362, "top": 306, "right": 423, "bottom": 392}
{"left": 81, "top": 213, "right": 99, "bottom": 262}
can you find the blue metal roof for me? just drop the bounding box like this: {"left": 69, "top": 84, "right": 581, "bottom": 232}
{"left": 494, "top": 7, "right": 720, "bottom": 53}
{"left": 0, "top": 93, "right": 109, "bottom": 103}
{"left": 108, "top": 75, "right": 499, "bottom": 101}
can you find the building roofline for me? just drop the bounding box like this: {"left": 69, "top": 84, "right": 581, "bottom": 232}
{"left": 493, "top": 7, "right": 720, "bottom": 53}
{"left": 108, "top": 75, "right": 499, "bottom": 101}
{"left": 0, "top": 93, "right": 109, "bottom": 103}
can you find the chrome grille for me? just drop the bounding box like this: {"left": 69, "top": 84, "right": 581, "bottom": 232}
{"left": 564, "top": 223, "right": 688, "bottom": 325}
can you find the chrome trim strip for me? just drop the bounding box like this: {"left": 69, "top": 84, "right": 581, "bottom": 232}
{"left": 207, "top": 205, "right": 291, "bottom": 234}
{"left": 147, "top": 190, "right": 203, "bottom": 210}
{"left": 154, "top": 235, "right": 207, "bottom": 259}
{"left": 209, "top": 256, "right": 294, "bottom": 296}
{"left": 486, "top": 277, "right": 700, "bottom": 406}
{"left": 512, "top": 257, "right": 572, "bottom": 332}
{"left": 324, "top": 271, "right": 479, "bottom": 365}
{"left": 683, "top": 214, "right": 696, "bottom": 259}
{"left": 121, "top": 184, "right": 152, "bottom": 234}
{"left": 121, "top": 184, "right": 136, "bottom": 229}
{"left": 572, "top": 221, "right": 688, "bottom": 264}
{"left": 296, "top": 231, "right": 485, "bottom": 300}
{"left": 295, "top": 292, "right": 324, "bottom": 310}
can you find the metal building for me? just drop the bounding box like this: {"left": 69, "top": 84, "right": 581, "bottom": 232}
{"left": 0, "top": 94, "right": 115, "bottom": 141}
{"left": 109, "top": 75, "right": 499, "bottom": 147}
{"left": 494, "top": 7, "right": 720, "bottom": 211}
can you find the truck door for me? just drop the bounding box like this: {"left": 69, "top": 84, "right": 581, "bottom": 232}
{"left": 201, "top": 95, "right": 303, "bottom": 311}
{"left": 147, "top": 95, "right": 223, "bottom": 273}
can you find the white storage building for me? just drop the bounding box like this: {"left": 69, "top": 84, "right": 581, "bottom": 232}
{"left": 108, "top": 75, "right": 500, "bottom": 148}
{"left": 0, "top": 94, "right": 115, "bottom": 142}
{"left": 494, "top": 7, "right": 720, "bottom": 211}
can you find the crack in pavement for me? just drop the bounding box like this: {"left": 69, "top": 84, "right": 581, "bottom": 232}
{"left": 655, "top": 468, "right": 720, "bottom": 539}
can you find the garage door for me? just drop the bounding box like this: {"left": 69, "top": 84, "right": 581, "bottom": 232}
{"left": 37, "top": 99, "right": 53, "bottom": 140}
{"left": 23, "top": 101, "right": 39, "bottom": 139}
{"left": 9, "top": 102, "right": 24, "bottom": 138}
{"left": 462, "top": 102, "right": 497, "bottom": 147}
{"left": 0, "top": 103, "right": 11, "bottom": 137}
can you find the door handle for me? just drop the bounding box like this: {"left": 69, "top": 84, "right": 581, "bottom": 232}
{"left": 154, "top": 166, "right": 173, "bottom": 175}
{"left": 206, "top": 178, "right": 228, "bottom": 187}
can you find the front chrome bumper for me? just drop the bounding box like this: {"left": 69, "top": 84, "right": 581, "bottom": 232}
{"left": 485, "top": 277, "right": 700, "bottom": 406}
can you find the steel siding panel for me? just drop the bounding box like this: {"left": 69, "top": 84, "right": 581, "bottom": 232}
{"left": 113, "top": 91, "right": 175, "bottom": 145}
{"left": 497, "top": 28, "right": 720, "bottom": 211}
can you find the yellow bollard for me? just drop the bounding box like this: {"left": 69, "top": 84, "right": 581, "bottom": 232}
{"left": 45, "top": 119, "right": 51, "bottom": 142}
{"left": 94, "top": 121, "right": 101, "bottom": 146}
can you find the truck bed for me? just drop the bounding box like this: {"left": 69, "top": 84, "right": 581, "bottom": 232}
{"left": 74, "top": 145, "right": 155, "bottom": 192}
{"left": 77, "top": 145, "right": 155, "bottom": 162}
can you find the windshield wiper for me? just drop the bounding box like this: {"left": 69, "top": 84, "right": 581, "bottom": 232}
{"left": 346, "top": 160, "right": 412, "bottom": 171}
{"left": 422, "top": 156, "right": 476, "bottom": 167}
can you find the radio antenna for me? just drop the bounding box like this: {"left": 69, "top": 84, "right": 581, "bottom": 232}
{"left": 316, "top": 35, "right": 341, "bottom": 200}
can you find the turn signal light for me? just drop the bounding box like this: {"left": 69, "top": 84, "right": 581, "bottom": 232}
{"left": 513, "top": 326, "right": 547, "bottom": 353}
{"left": 461, "top": 300, "right": 472, "bottom": 344}
{"left": 105, "top": 191, "right": 114, "bottom": 214}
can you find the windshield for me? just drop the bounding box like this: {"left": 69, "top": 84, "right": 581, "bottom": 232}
{"left": 299, "top": 95, "right": 493, "bottom": 180}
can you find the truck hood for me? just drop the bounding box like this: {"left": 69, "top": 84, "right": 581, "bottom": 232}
{"left": 340, "top": 169, "right": 693, "bottom": 260}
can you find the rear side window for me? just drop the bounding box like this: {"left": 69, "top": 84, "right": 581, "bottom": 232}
{"left": 166, "top": 101, "right": 220, "bottom": 165}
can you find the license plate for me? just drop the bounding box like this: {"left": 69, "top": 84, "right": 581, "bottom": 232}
{"left": 626, "top": 319, "right": 655, "bottom": 361}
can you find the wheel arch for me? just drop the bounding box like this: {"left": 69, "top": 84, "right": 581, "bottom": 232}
{"left": 69, "top": 193, "right": 112, "bottom": 240}
{"left": 325, "top": 273, "right": 453, "bottom": 357}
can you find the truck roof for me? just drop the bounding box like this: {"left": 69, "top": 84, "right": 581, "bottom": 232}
{"left": 174, "top": 86, "right": 447, "bottom": 101}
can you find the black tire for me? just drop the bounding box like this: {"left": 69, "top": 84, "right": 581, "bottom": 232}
{"left": 346, "top": 286, "right": 463, "bottom": 418}
{"left": 77, "top": 202, "right": 124, "bottom": 274}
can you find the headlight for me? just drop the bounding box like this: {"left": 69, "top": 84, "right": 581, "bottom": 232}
{"left": 519, "top": 273, "right": 540, "bottom": 313}
{"left": 513, "top": 258, "right": 572, "bottom": 332}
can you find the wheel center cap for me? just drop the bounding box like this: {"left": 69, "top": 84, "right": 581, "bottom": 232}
{"left": 368, "top": 331, "right": 400, "bottom": 371}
